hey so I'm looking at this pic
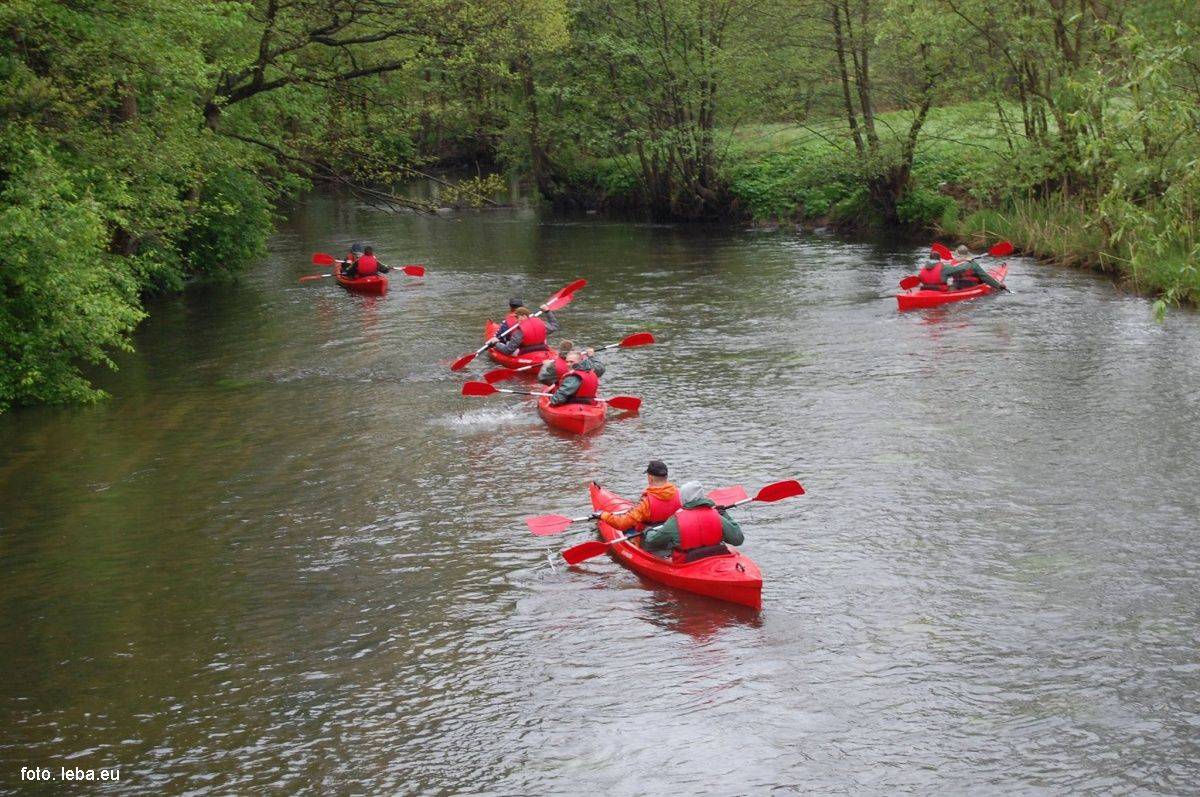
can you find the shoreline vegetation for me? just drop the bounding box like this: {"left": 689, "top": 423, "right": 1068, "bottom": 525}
{"left": 2, "top": 1, "right": 1197, "bottom": 410}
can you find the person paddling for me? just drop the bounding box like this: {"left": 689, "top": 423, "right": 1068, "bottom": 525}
{"left": 497, "top": 297, "right": 524, "bottom": 337}
{"left": 547, "top": 349, "right": 599, "bottom": 406}
{"left": 591, "top": 461, "right": 681, "bottom": 539}
{"left": 918, "top": 247, "right": 1006, "bottom": 291}
{"left": 538, "top": 340, "right": 604, "bottom": 386}
{"left": 491, "top": 305, "right": 558, "bottom": 357}
{"left": 642, "top": 480, "right": 744, "bottom": 563}
{"left": 342, "top": 245, "right": 390, "bottom": 279}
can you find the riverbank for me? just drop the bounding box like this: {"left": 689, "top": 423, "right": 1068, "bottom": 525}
{"left": 548, "top": 102, "right": 1199, "bottom": 309}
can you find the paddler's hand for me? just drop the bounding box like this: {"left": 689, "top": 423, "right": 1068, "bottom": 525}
{"left": 539, "top": 303, "right": 550, "bottom": 312}
{"left": 585, "top": 347, "right": 595, "bottom": 357}
{"left": 589, "top": 513, "right": 602, "bottom": 521}
{"left": 486, "top": 336, "right": 499, "bottom": 345}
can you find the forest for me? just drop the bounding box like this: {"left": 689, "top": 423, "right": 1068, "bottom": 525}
{"left": 2, "top": 0, "right": 1198, "bottom": 410}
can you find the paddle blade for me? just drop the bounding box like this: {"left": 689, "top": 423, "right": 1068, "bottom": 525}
{"left": 311, "top": 252, "right": 336, "bottom": 266}
{"left": 450, "top": 352, "right": 477, "bottom": 372}
{"left": 931, "top": 243, "right": 953, "bottom": 260}
{"left": 606, "top": 396, "right": 641, "bottom": 413}
{"left": 526, "top": 514, "right": 577, "bottom": 536}
{"left": 562, "top": 539, "right": 609, "bottom": 566}
{"left": 461, "top": 381, "right": 498, "bottom": 397}
{"left": 544, "top": 292, "right": 577, "bottom": 312}
{"left": 619, "top": 332, "right": 655, "bottom": 348}
{"left": 557, "top": 278, "right": 587, "bottom": 299}
{"left": 299, "top": 274, "right": 328, "bottom": 283}
{"left": 898, "top": 275, "right": 920, "bottom": 290}
{"left": 402, "top": 265, "right": 425, "bottom": 277}
{"left": 484, "top": 368, "right": 516, "bottom": 384}
{"left": 708, "top": 484, "right": 748, "bottom": 506}
{"left": 989, "top": 241, "right": 1014, "bottom": 257}
{"left": 753, "top": 479, "right": 805, "bottom": 503}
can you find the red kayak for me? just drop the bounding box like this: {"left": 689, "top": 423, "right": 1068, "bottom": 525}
{"left": 336, "top": 268, "right": 387, "bottom": 296}
{"left": 896, "top": 265, "right": 1007, "bottom": 310}
{"left": 589, "top": 483, "right": 763, "bottom": 609}
{"left": 484, "top": 321, "right": 556, "bottom": 370}
{"left": 537, "top": 395, "right": 607, "bottom": 435}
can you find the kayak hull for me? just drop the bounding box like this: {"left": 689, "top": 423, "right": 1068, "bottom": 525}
{"left": 538, "top": 396, "right": 607, "bottom": 435}
{"left": 484, "top": 321, "right": 556, "bottom": 370}
{"left": 896, "top": 265, "right": 1007, "bottom": 310}
{"left": 336, "top": 269, "right": 388, "bottom": 295}
{"left": 588, "top": 483, "right": 763, "bottom": 609}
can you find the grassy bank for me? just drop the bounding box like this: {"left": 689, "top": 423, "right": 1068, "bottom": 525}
{"left": 554, "top": 101, "right": 1199, "bottom": 308}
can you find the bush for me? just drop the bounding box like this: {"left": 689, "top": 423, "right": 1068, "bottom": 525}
{"left": 180, "top": 165, "right": 273, "bottom": 280}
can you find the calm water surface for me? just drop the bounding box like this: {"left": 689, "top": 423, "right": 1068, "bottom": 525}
{"left": 2, "top": 195, "right": 1198, "bottom": 794}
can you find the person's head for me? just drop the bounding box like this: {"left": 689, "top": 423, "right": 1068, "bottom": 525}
{"left": 953, "top": 245, "right": 971, "bottom": 259}
{"left": 680, "top": 480, "right": 705, "bottom": 504}
{"left": 351, "top": 242, "right": 365, "bottom": 255}
{"left": 508, "top": 297, "right": 524, "bottom": 310}
{"left": 927, "top": 254, "right": 942, "bottom": 266}
{"left": 565, "top": 350, "right": 583, "bottom": 368}
{"left": 363, "top": 246, "right": 374, "bottom": 256}
{"left": 644, "top": 459, "right": 669, "bottom": 485}
{"left": 512, "top": 307, "right": 532, "bottom": 320}
{"left": 557, "top": 339, "right": 574, "bottom": 356}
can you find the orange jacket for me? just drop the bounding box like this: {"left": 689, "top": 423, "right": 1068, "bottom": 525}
{"left": 600, "top": 482, "right": 679, "bottom": 531}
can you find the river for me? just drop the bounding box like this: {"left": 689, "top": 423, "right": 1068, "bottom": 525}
{"left": 2, "top": 193, "right": 1198, "bottom": 794}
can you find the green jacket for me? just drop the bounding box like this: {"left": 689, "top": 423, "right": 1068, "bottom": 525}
{"left": 642, "top": 497, "right": 744, "bottom": 552}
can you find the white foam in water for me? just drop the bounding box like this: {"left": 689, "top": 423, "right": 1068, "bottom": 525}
{"left": 434, "top": 405, "right": 529, "bottom": 429}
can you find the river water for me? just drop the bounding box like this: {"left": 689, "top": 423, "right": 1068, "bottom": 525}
{"left": 2, "top": 194, "right": 1198, "bottom": 794}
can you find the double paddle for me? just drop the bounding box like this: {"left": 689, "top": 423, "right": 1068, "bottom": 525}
{"left": 300, "top": 252, "right": 427, "bottom": 282}
{"left": 898, "top": 240, "right": 1014, "bottom": 290}
{"left": 461, "top": 381, "right": 642, "bottom": 413}
{"left": 554, "top": 479, "right": 806, "bottom": 565}
{"left": 450, "top": 280, "right": 587, "bottom": 372}
{"left": 483, "top": 331, "right": 655, "bottom": 383}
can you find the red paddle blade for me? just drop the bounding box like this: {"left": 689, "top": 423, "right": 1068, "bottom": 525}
{"left": 753, "top": 479, "right": 805, "bottom": 503}
{"left": 931, "top": 243, "right": 953, "bottom": 260}
{"left": 989, "top": 241, "right": 1014, "bottom": 257}
{"left": 899, "top": 275, "right": 920, "bottom": 290}
{"left": 544, "top": 292, "right": 577, "bottom": 312}
{"left": 311, "top": 252, "right": 336, "bottom": 266}
{"left": 708, "top": 485, "right": 748, "bottom": 506}
{"left": 619, "top": 332, "right": 655, "bottom": 348}
{"left": 605, "top": 396, "right": 641, "bottom": 413}
{"left": 483, "top": 368, "right": 516, "bottom": 384}
{"left": 526, "top": 514, "right": 576, "bottom": 535}
{"left": 450, "top": 352, "right": 477, "bottom": 372}
{"left": 562, "top": 539, "right": 609, "bottom": 566}
{"left": 402, "top": 265, "right": 425, "bottom": 277}
{"left": 461, "top": 381, "right": 498, "bottom": 397}
{"left": 299, "top": 274, "right": 328, "bottom": 283}
{"left": 557, "top": 279, "right": 587, "bottom": 299}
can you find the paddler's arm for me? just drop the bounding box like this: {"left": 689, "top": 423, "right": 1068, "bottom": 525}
{"left": 539, "top": 307, "right": 559, "bottom": 334}
{"left": 536, "top": 359, "right": 558, "bottom": 385}
{"left": 719, "top": 509, "right": 744, "bottom": 546}
{"left": 494, "top": 326, "right": 523, "bottom": 355}
{"left": 641, "top": 517, "right": 680, "bottom": 552}
{"left": 600, "top": 495, "right": 651, "bottom": 531}
{"left": 548, "top": 373, "right": 581, "bottom": 406}
{"left": 584, "top": 352, "right": 605, "bottom": 378}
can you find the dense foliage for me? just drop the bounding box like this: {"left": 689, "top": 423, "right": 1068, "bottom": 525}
{"left": 2, "top": 0, "right": 1197, "bottom": 409}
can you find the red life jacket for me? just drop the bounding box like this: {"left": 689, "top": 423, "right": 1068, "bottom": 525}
{"left": 562, "top": 368, "right": 598, "bottom": 404}
{"left": 516, "top": 316, "right": 549, "bottom": 353}
{"left": 917, "top": 260, "right": 947, "bottom": 289}
{"left": 356, "top": 254, "right": 379, "bottom": 276}
{"left": 672, "top": 506, "right": 725, "bottom": 563}
{"left": 640, "top": 489, "right": 681, "bottom": 528}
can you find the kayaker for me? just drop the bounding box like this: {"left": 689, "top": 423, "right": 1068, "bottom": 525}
{"left": 918, "top": 249, "right": 1006, "bottom": 291}
{"left": 538, "top": 341, "right": 604, "bottom": 386}
{"left": 342, "top": 246, "right": 390, "bottom": 279}
{"left": 547, "top": 349, "right": 599, "bottom": 406}
{"left": 591, "top": 461, "right": 681, "bottom": 534}
{"left": 641, "top": 481, "right": 744, "bottom": 563}
{"left": 497, "top": 297, "right": 524, "bottom": 337}
{"left": 492, "top": 305, "right": 558, "bottom": 356}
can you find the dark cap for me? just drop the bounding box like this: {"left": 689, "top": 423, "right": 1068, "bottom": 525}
{"left": 645, "top": 460, "right": 668, "bottom": 477}
{"left": 351, "top": 242, "right": 365, "bottom": 254}
{"left": 508, "top": 297, "right": 524, "bottom": 308}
